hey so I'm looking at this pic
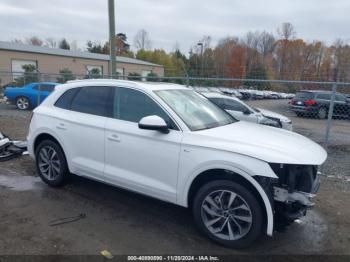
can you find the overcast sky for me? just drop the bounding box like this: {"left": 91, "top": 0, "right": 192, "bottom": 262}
{"left": 1, "top": 0, "right": 349, "bottom": 54}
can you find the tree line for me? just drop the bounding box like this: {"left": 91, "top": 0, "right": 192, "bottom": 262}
{"left": 12, "top": 23, "right": 350, "bottom": 89}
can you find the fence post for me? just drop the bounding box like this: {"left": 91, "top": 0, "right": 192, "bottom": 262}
{"left": 324, "top": 83, "right": 337, "bottom": 147}
{"left": 37, "top": 72, "right": 41, "bottom": 107}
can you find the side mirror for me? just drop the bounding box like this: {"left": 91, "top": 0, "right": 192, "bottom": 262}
{"left": 138, "top": 115, "right": 169, "bottom": 134}
{"left": 243, "top": 109, "right": 251, "bottom": 115}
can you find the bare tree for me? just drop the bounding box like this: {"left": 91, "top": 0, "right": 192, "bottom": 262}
{"left": 258, "top": 31, "right": 275, "bottom": 58}
{"left": 134, "top": 29, "right": 151, "bottom": 50}
{"left": 45, "top": 38, "right": 57, "bottom": 48}
{"left": 277, "top": 22, "right": 296, "bottom": 40}
{"left": 332, "top": 39, "right": 350, "bottom": 82}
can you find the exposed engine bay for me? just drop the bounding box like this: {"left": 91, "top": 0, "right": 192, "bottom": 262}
{"left": 259, "top": 164, "right": 321, "bottom": 227}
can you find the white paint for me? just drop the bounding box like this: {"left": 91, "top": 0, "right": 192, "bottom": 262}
{"left": 27, "top": 79, "right": 328, "bottom": 237}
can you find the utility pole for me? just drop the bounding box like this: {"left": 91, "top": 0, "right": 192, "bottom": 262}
{"left": 197, "top": 42, "right": 204, "bottom": 77}
{"left": 108, "top": 0, "right": 117, "bottom": 78}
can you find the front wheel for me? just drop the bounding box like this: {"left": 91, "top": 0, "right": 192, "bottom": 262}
{"left": 192, "top": 180, "right": 263, "bottom": 248}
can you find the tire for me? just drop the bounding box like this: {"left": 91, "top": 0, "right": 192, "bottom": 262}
{"left": 35, "top": 140, "right": 69, "bottom": 187}
{"left": 295, "top": 112, "right": 303, "bottom": 117}
{"left": 16, "top": 96, "right": 31, "bottom": 110}
{"left": 318, "top": 107, "right": 327, "bottom": 119}
{"left": 192, "top": 180, "right": 263, "bottom": 248}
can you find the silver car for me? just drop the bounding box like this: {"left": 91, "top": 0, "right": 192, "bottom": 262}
{"left": 204, "top": 92, "right": 293, "bottom": 131}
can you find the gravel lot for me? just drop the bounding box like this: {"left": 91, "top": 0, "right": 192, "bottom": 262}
{"left": 0, "top": 100, "right": 349, "bottom": 256}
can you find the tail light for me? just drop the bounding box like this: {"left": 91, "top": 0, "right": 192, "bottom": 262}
{"left": 304, "top": 99, "right": 316, "bottom": 106}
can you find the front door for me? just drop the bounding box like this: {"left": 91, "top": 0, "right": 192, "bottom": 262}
{"left": 104, "top": 87, "right": 182, "bottom": 203}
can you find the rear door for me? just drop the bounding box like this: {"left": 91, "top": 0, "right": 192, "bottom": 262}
{"left": 54, "top": 86, "right": 112, "bottom": 180}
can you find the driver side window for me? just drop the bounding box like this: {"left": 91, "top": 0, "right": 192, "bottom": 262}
{"left": 112, "top": 87, "right": 178, "bottom": 130}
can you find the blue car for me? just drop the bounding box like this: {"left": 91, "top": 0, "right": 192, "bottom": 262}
{"left": 4, "top": 82, "right": 58, "bottom": 110}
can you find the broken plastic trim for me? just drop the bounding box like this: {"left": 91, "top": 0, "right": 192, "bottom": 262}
{"left": 0, "top": 132, "right": 27, "bottom": 162}
{"left": 273, "top": 187, "right": 316, "bottom": 208}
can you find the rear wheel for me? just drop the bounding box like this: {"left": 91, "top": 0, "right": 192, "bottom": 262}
{"left": 16, "top": 96, "right": 31, "bottom": 110}
{"left": 35, "top": 140, "right": 69, "bottom": 187}
{"left": 192, "top": 180, "right": 263, "bottom": 248}
{"left": 318, "top": 107, "right": 327, "bottom": 119}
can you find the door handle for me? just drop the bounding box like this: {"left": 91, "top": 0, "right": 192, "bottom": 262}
{"left": 56, "top": 123, "right": 67, "bottom": 130}
{"left": 107, "top": 134, "right": 120, "bottom": 142}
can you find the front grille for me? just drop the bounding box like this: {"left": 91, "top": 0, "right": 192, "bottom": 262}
{"left": 269, "top": 163, "right": 318, "bottom": 193}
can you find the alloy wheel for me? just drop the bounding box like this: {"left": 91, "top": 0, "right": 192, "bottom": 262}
{"left": 16, "top": 97, "right": 29, "bottom": 110}
{"left": 38, "top": 145, "right": 61, "bottom": 181}
{"left": 318, "top": 108, "right": 327, "bottom": 119}
{"left": 201, "top": 190, "right": 252, "bottom": 241}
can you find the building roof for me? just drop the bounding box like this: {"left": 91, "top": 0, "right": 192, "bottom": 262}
{"left": 0, "top": 41, "right": 162, "bottom": 67}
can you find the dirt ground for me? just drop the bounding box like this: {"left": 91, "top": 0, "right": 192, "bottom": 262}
{"left": 0, "top": 100, "right": 349, "bottom": 256}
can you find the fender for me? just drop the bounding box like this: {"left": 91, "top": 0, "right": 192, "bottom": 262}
{"left": 29, "top": 127, "right": 74, "bottom": 173}
{"left": 179, "top": 163, "right": 275, "bottom": 236}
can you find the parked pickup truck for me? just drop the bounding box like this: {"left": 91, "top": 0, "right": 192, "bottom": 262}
{"left": 4, "top": 82, "right": 58, "bottom": 110}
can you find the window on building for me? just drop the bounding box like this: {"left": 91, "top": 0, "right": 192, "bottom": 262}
{"left": 86, "top": 65, "right": 103, "bottom": 77}
{"left": 11, "top": 60, "right": 37, "bottom": 79}
{"left": 117, "top": 68, "right": 124, "bottom": 78}
{"left": 141, "top": 70, "right": 152, "bottom": 82}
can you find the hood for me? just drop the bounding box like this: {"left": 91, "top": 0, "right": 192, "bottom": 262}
{"left": 257, "top": 108, "right": 291, "bottom": 122}
{"left": 185, "top": 121, "right": 327, "bottom": 165}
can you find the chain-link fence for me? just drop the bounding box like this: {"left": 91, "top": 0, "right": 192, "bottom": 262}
{"left": 1, "top": 71, "right": 349, "bottom": 151}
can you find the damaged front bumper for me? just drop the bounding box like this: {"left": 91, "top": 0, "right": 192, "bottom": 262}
{"left": 274, "top": 170, "right": 321, "bottom": 208}
{"left": 266, "top": 164, "right": 322, "bottom": 224}
{"left": 274, "top": 187, "right": 316, "bottom": 208}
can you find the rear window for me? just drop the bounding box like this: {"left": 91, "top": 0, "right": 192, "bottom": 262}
{"left": 55, "top": 88, "right": 80, "bottom": 109}
{"left": 295, "top": 92, "right": 314, "bottom": 100}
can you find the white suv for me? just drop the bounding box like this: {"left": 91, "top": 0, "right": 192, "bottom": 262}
{"left": 27, "top": 80, "right": 327, "bottom": 248}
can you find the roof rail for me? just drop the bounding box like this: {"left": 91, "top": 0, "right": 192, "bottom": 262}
{"left": 66, "top": 78, "right": 124, "bottom": 84}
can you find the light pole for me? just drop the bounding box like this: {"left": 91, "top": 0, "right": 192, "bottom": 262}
{"left": 108, "top": 0, "right": 117, "bottom": 78}
{"left": 197, "top": 42, "right": 204, "bottom": 77}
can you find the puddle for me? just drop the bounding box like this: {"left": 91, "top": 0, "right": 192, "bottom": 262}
{"left": 0, "top": 174, "right": 42, "bottom": 191}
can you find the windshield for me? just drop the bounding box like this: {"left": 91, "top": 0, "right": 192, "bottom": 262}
{"left": 155, "top": 89, "right": 236, "bottom": 131}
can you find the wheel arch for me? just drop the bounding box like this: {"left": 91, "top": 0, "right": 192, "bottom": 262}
{"left": 186, "top": 168, "right": 274, "bottom": 236}
{"left": 33, "top": 132, "right": 71, "bottom": 172}
{"left": 34, "top": 133, "right": 61, "bottom": 153}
